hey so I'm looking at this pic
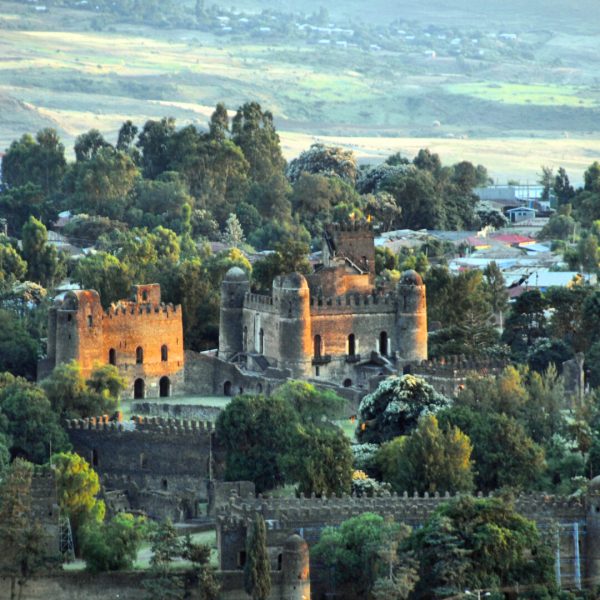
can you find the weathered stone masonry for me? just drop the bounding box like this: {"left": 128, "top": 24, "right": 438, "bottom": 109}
{"left": 40, "top": 284, "right": 184, "bottom": 399}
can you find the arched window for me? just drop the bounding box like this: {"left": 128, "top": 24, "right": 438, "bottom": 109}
{"left": 161, "top": 344, "right": 168, "bottom": 362}
{"left": 91, "top": 449, "right": 99, "bottom": 467}
{"left": 134, "top": 378, "right": 145, "bottom": 399}
{"left": 136, "top": 346, "right": 144, "bottom": 364}
{"left": 243, "top": 326, "right": 248, "bottom": 351}
{"left": 142, "top": 290, "right": 148, "bottom": 301}
{"left": 379, "top": 331, "right": 388, "bottom": 356}
{"left": 314, "top": 335, "right": 322, "bottom": 358}
{"left": 159, "top": 376, "right": 171, "bottom": 398}
{"left": 343, "top": 378, "right": 352, "bottom": 388}
{"left": 224, "top": 381, "right": 232, "bottom": 396}
{"left": 108, "top": 348, "right": 116, "bottom": 365}
{"left": 87, "top": 315, "right": 93, "bottom": 327}
{"left": 259, "top": 328, "right": 264, "bottom": 354}
{"left": 348, "top": 334, "right": 356, "bottom": 357}
{"left": 140, "top": 453, "right": 148, "bottom": 469}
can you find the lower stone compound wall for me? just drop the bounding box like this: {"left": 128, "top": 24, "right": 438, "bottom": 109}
{"left": 132, "top": 401, "right": 222, "bottom": 421}
{"left": 217, "top": 491, "right": 588, "bottom": 592}
{"left": 66, "top": 416, "right": 225, "bottom": 522}
{"left": 0, "top": 573, "right": 148, "bottom": 600}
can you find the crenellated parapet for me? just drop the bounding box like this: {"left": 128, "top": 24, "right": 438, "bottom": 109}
{"left": 104, "top": 302, "right": 180, "bottom": 320}
{"left": 414, "top": 356, "right": 509, "bottom": 377}
{"left": 217, "top": 490, "right": 587, "bottom": 531}
{"left": 310, "top": 292, "right": 396, "bottom": 314}
{"left": 65, "top": 415, "right": 214, "bottom": 436}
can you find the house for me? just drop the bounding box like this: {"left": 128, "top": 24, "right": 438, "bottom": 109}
{"left": 506, "top": 207, "right": 536, "bottom": 223}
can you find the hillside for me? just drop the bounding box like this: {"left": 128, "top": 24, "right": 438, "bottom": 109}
{"left": 0, "top": 0, "right": 599, "bottom": 182}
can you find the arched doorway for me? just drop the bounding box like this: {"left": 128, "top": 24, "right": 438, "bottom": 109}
{"left": 379, "top": 331, "right": 388, "bottom": 356}
{"left": 159, "top": 376, "right": 171, "bottom": 397}
{"left": 134, "top": 378, "right": 145, "bottom": 399}
{"left": 108, "top": 348, "right": 116, "bottom": 365}
{"left": 224, "top": 381, "right": 232, "bottom": 396}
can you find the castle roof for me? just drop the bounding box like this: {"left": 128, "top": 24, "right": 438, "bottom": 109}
{"left": 400, "top": 269, "right": 423, "bottom": 286}
{"left": 223, "top": 266, "right": 249, "bottom": 283}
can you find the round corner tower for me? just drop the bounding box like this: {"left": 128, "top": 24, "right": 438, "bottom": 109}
{"left": 281, "top": 533, "right": 311, "bottom": 600}
{"left": 395, "top": 269, "right": 427, "bottom": 363}
{"left": 219, "top": 267, "right": 250, "bottom": 359}
{"left": 275, "top": 273, "right": 312, "bottom": 378}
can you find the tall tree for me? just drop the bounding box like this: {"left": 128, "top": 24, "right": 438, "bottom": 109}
{"left": 244, "top": 514, "right": 271, "bottom": 600}
{"left": 21, "top": 216, "right": 61, "bottom": 287}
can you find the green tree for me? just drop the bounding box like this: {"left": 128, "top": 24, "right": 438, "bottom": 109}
{"left": 42, "top": 361, "right": 122, "bottom": 419}
{"left": 21, "top": 216, "right": 62, "bottom": 287}
{"left": 2, "top": 129, "right": 66, "bottom": 195}
{"left": 0, "top": 237, "right": 27, "bottom": 283}
{"left": 285, "top": 425, "right": 353, "bottom": 497}
{"left": 410, "top": 495, "right": 556, "bottom": 599}
{"left": 244, "top": 514, "right": 271, "bottom": 600}
{"left": 221, "top": 213, "right": 245, "bottom": 247}
{"left": 231, "top": 102, "right": 286, "bottom": 184}
{"left": 377, "top": 415, "right": 474, "bottom": 495}
{"left": 0, "top": 309, "right": 39, "bottom": 379}
{"left": 53, "top": 452, "right": 105, "bottom": 542}
{"left": 216, "top": 395, "right": 297, "bottom": 492}
{"left": 0, "top": 459, "right": 48, "bottom": 598}
{"left": 136, "top": 117, "right": 177, "bottom": 179}
{"left": 74, "top": 129, "right": 111, "bottom": 162}
{"left": 0, "top": 374, "right": 69, "bottom": 463}
{"left": 73, "top": 252, "right": 131, "bottom": 309}
{"left": 553, "top": 167, "right": 575, "bottom": 206}
{"left": 80, "top": 512, "right": 147, "bottom": 573}
{"left": 287, "top": 143, "right": 358, "bottom": 184}
{"left": 357, "top": 375, "right": 451, "bottom": 444}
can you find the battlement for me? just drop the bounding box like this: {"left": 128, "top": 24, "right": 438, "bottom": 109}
{"left": 104, "top": 302, "right": 180, "bottom": 320}
{"left": 414, "top": 356, "right": 509, "bottom": 377}
{"left": 244, "top": 293, "right": 276, "bottom": 313}
{"left": 309, "top": 292, "right": 396, "bottom": 314}
{"left": 65, "top": 415, "right": 214, "bottom": 435}
{"left": 217, "top": 490, "right": 586, "bottom": 529}
{"left": 326, "top": 221, "right": 374, "bottom": 233}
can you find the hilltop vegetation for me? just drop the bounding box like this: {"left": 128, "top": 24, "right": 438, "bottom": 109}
{"left": 1, "top": 0, "right": 600, "bottom": 180}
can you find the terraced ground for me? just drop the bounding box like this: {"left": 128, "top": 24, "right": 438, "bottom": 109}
{"left": 1, "top": 0, "right": 600, "bottom": 182}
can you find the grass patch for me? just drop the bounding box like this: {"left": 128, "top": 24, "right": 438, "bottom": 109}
{"left": 446, "top": 81, "right": 598, "bottom": 107}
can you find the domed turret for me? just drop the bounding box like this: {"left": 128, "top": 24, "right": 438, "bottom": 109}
{"left": 281, "top": 533, "right": 310, "bottom": 600}
{"left": 400, "top": 269, "right": 423, "bottom": 286}
{"left": 274, "top": 273, "right": 312, "bottom": 378}
{"left": 219, "top": 267, "right": 250, "bottom": 359}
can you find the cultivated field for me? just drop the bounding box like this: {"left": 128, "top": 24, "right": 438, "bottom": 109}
{"left": 1, "top": 0, "right": 600, "bottom": 183}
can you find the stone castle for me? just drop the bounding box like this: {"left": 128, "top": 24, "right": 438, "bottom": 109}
{"left": 191, "top": 222, "right": 428, "bottom": 400}
{"left": 39, "top": 284, "right": 184, "bottom": 399}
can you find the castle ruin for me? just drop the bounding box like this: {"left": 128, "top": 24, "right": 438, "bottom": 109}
{"left": 39, "top": 284, "right": 184, "bottom": 399}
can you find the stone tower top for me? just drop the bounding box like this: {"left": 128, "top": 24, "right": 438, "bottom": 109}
{"left": 132, "top": 283, "right": 161, "bottom": 305}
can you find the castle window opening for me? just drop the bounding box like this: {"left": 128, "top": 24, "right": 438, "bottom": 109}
{"left": 87, "top": 315, "right": 93, "bottom": 327}
{"left": 243, "top": 326, "right": 248, "bottom": 351}
{"left": 259, "top": 328, "right": 264, "bottom": 354}
{"left": 256, "top": 383, "right": 263, "bottom": 394}
{"left": 162, "top": 479, "right": 168, "bottom": 491}
{"left": 314, "top": 335, "right": 322, "bottom": 358}
{"left": 92, "top": 449, "right": 99, "bottom": 467}
{"left": 343, "top": 378, "right": 352, "bottom": 388}
{"left": 109, "top": 348, "right": 116, "bottom": 366}
{"left": 224, "top": 381, "right": 232, "bottom": 396}
{"left": 134, "top": 378, "right": 145, "bottom": 399}
{"left": 348, "top": 334, "right": 356, "bottom": 357}
{"left": 140, "top": 453, "right": 148, "bottom": 469}
{"left": 315, "top": 366, "right": 320, "bottom": 377}
{"left": 277, "top": 553, "right": 283, "bottom": 571}
{"left": 237, "top": 551, "right": 246, "bottom": 569}
{"left": 161, "top": 344, "right": 168, "bottom": 362}
{"left": 159, "top": 376, "right": 171, "bottom": 398}
{"left": 67, "top": 314, "right": 72, "bottom": 322}
{"left": 142, "top": 290, "right": 148, "bottom": 301}
{"left": 136, "top": 346, "right": 144, "bottom": 364}
{"left": 379, "top": 331, "right": 389, "bottom": 356}
{"left": 403, "top": 294, "right": 408, "bottom": 311}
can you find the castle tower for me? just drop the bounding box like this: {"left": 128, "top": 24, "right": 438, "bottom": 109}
{"left": 219, "top": 267, "right": 250, "bottom": 359}
{"left": 395, "top": 270, "right": 428, "bottom": 363}
{"left": 275, "top": 273, "right": 312, "bottom": 378}
{"left": 586, "top": 476, "right": 600, "bottom": 585}
{"left": 54, "top": 290, "right": 104, "bottom": 373}
{"left": 281, "top": 533, "right": 311, "bottom": 600}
